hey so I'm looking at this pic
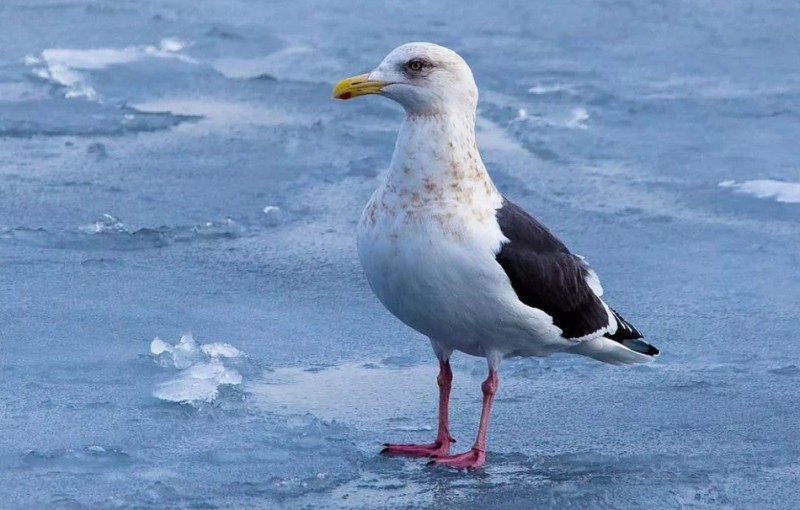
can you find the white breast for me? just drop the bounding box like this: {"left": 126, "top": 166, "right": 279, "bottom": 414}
{"left": 357, "top": 180, "right": 568, "bottom": 360}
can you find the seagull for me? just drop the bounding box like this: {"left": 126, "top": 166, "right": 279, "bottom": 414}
{"left": 332, "top": 42, "right": 659, "bottom": 469}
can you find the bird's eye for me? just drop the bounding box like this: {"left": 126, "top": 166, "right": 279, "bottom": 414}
{"left": 407, "top": 59, "right": 424, "bottom": 72}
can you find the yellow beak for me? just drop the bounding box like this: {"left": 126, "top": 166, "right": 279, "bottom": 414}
{"left": 332, "top": 73, "right": 389, "bottom": 100}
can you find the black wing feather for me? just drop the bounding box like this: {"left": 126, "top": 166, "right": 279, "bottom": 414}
{"left": 494, "top": 199, "right": 611, "bottom": 339}
{"left": 606, "top": 307, "right": 658, "bottom": 355}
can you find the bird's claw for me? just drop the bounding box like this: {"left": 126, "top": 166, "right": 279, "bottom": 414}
{"left": 380, "top": 437, "right": 455, "bottom": 458}
{"left": 426, "top": 447, "right": 486, "bottom": 469}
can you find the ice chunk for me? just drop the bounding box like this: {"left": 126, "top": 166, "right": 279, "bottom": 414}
{"left": 26, "top": 39, "right": 196, "bottom": 100}
{"left": 566, "top": 107, "right": 590, "bottom": 130}
{"left": 200, "top": 342, "right": 242, "bottom": 358}
{"left": 158, "top": 37, "right": 190, "bottom": 53}
{"left": 150, "top": 334, "right": 248, "bottom": 405}
{"left": 190, "top": 217, "right": 245, "bottom": 240}
{"left": 80, "top": 214, "right": 127, "bottom": 234}
{"left": 153, "top": 333, "right": 205, "bottom": 370}
{"left": 151, "top": 338, "right": 174, "bottom": 356}
{"left": 262, "top": 206, "right": 282, "bottom": 226}
{"left": 152, "top": 359, "right": 242, "bottom": 404}
{"left": 719, "top": 179, "right": 800, "bottom": 204}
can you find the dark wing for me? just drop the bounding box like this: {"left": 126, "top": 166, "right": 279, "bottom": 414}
{"left": 494, "top": 199, "right": 612, "bottom": 339}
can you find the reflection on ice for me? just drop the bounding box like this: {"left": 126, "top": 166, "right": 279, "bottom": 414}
{"left": 247, "top": 362, "right": 441, "bottom": 427}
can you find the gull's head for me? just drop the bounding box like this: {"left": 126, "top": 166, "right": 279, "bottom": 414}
{"left": 332, "top": 42, "right": 477, "bottom": 116}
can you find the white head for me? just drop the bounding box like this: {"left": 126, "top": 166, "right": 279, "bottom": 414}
{"left": 333, "top": 42, "right": 478, "bottom": 116}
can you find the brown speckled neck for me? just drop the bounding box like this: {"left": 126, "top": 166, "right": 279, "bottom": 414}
{"left": 373, "top": 110, "right": 501, "bottom": 234}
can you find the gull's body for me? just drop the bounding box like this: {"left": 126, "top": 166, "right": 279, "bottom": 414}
{"left": 359, "top": 116, "right": 566, "bottom": 362}
{"left": 334, "top": 43, "right": 659, "bottom": 469}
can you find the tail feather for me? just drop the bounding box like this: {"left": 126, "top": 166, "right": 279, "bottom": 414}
{"left": 568, "top": 337, "right": 658, "bottom": 365}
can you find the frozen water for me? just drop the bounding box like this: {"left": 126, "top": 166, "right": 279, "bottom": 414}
{"left": 1, "top": 0, "right": 800, "bottom": 508}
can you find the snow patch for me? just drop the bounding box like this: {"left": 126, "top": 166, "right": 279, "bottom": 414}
{"left": 150, "top": 334, "right": 245, "bottom": 405}
{"left": 719, "top": 179, "right": 800, "bottom": 203}
{"left": 26, "top": 38, "right": 195, "bottom": 100}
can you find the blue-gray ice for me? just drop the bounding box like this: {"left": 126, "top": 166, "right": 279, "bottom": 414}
{"left": 1, "top": 1, "right": 799, "bottom": 508}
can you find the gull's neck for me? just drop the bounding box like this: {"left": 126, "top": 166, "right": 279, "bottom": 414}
{"left": 386, "top": 110, "right": 496, "bottom": 199}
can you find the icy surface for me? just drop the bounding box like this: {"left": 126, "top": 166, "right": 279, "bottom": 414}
{"left": 1, "top": 0, "right": 800, "bottom": 509}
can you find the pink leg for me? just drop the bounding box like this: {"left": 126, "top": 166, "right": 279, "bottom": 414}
{"left": 381, "top": 360, "right": 456, "bottom": 457}
{"left": 428, "top": 368, "right": 498, "bottom": 469}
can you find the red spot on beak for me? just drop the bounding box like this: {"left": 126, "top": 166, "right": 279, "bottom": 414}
{"left": 339, "top": 92, "right": 353, "bottom": 100}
